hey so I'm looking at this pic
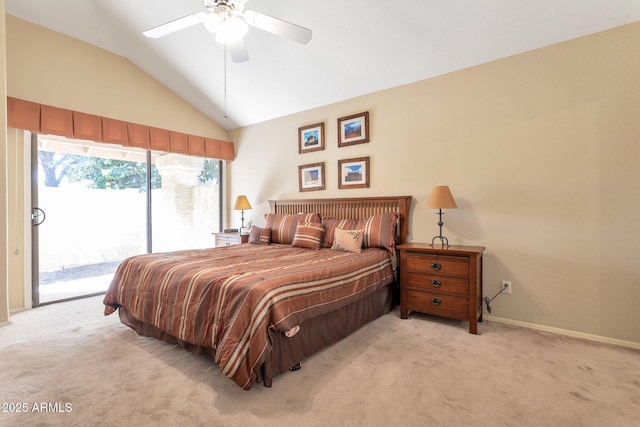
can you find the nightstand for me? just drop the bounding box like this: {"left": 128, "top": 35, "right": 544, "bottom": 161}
{"left": 397, "top": 243, "right": 485, "bottom": 334}
{"left": 213, "top": 232, "right": 249, "bottom": 247}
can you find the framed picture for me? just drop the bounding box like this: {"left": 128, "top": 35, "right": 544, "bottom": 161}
{"left": 337, "top": 111, "right": 369, "bottom": 147}
{"left": 338, "top": 157, "right": 370, "bottom": 189}
{"left": 298, "top": 162, "right": 325, "bottom": 192}
{"left": 298, "top": 122, "right": 325, "bottom": 153}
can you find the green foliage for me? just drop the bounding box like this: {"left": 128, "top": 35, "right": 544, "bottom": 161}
{"left": 66, "top": 157, "right": 162, "bottom": 190}
{"left": 37, "top": 151, "right": 81, "bottom": 188}
{"left": 39, "top": 152, "right": 161, "bottom": 190}
{"left": 198, "top": 159, "right": 220, "bottom": 184}
{"left": 39, "top": 151, "right": 220, "bottom": 190}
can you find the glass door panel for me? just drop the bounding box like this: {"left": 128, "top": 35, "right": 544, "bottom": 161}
{"left": 34, "top": 136, "right": 148, "bottom": 305}
{"left": 151, "top": 154, "right": 221, "bottom": 252}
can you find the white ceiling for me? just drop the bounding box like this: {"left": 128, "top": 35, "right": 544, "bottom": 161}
{"left": 6, "top": 0, "right": 640, "bottom": 131}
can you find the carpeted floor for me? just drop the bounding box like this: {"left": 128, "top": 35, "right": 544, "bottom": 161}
{"left": 1, "top": 296, "right": 639, "bottom": 427}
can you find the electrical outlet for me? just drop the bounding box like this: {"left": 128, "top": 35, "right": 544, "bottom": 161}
{"left": 501, "top": 280, "right": 512, "bottom": 295}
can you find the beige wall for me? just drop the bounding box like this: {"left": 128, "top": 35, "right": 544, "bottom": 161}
{"left": 5, "top": 128, "right": 25, "bottom": 309}
{"left": 2, "top": 15, "right": 230, "bottom": 312}
{"left": 1, "top": 0, "right": 9, "bottom": 325}
{"left": 6, "top": 15, "right": 228, "bottom": 140}
{"left": 230, "top": 23, "right": 640, "bottom": 346}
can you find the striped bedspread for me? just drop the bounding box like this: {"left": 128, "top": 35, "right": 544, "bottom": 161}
{"left": 103, "top": 243, "right": 393, "bottom": 389}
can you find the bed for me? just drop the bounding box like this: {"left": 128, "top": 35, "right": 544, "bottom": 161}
{"left": 103, "top": 195, "right": 412, "bottom": 390}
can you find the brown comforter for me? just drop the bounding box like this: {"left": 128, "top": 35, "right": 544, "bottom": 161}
{"left": 103, "top": 243, "right": 393, "bottom": 389}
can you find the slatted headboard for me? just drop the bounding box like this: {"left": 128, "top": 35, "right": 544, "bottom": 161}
{"left": 269, "top": 196, "right": 413, "bottom": 244}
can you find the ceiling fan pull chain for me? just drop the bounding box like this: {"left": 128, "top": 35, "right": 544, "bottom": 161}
{"left": 223, "top": 45, "right": 228, "bottom": 120}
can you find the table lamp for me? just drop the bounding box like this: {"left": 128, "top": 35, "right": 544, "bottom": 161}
{"left": 233, "top": 195, "right": 252, "bottom": 232}
{"left": 426, "top": 186, "right": 457, "bottom": 247}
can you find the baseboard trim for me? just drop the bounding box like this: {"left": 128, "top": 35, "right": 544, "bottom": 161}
{"left": 484, "top": 315, "right": 640, "bottom": 350}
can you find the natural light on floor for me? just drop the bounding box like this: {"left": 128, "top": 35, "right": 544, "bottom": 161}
{"left": 39, "top": 275, "right": 113, "bottom": 304}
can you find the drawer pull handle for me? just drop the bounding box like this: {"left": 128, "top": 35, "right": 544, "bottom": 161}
{"left": 430, "top": 263, "right": 442, "bottom": 271}
{"left": 430, "top": 280, "right": 442, "bottom": 288}
{"left": 430, "top": 298, "right": 442, "bottom": 306}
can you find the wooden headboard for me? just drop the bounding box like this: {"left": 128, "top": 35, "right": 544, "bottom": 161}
{"left": 269, "top": 196, "right": 413, "bottom": 244}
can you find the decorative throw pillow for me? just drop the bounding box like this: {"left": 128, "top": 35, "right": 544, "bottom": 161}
{"left": 322, "top": 218, "right": 361, "bottom": 248}
{"left": 248, "top": 226, "right": 271, "bottom": 245}
{"left": 361, "top": 212, "right": 399, "bottom": 254}
{"left": 264, "top": 213, "right": 321, "bottom": 244}
{"left": 291, "top": 222, "right": 325, "bottom": 250}
{"left": 331, "top": 228, "right": 364, "bottom": 253}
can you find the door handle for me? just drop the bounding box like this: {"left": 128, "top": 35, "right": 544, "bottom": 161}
{"left": 32, "top": 207, "right": 46, "bottom": 226}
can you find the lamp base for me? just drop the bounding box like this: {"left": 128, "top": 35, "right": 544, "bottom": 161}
{"left": 431, "top": 209, "right": 450, "bottom": 247}
{"left": 431, "top": 235, "right": 450, "bottom": 247}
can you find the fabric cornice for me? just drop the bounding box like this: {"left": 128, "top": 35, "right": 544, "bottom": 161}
{"left": 6, "top": 97, "right": 234, "bottom": 161}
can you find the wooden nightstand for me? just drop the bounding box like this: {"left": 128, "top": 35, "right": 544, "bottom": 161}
{"left": 397, "top": 243, "right": 485, "bottom": 334}
{"left": 213, "top": 232, "right": 249, "bottom": 247}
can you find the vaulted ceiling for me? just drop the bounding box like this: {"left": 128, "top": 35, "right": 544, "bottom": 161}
{"left": 6, "top": 0, "right": 640, "bottom": 130}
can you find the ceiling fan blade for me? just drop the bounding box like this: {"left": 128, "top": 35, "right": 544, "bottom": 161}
{"left": 243, "top": 10, "right": 312, "bottom": 44}
{"left": 143, "top": 12, "right": 207, "bottom": 38}
{"left": 227, "top": 38, "right": 249, "bottom": 63}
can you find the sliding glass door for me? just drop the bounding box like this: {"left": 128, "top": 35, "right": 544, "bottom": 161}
{"left": 33, "top": 135, "right": 148, "bottom": 305}
{"left": 31, "top": 134, "right": 222, "bottom": 306}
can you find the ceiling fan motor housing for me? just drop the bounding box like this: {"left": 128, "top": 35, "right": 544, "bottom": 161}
{"left": 204, "top": 0, "right": 247, "bottom": 13}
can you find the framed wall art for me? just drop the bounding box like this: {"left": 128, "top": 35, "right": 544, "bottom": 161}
{"left": 298, "top": 122, "right": 325, "bottom": 153}
{"left": 338, "top": 157, "right": 370, "bottom": 189}
{"left": 337, "top": 111, "right": 369, "bottom": 147}
{"left": 298, "top": 162, "right": 326, "bottom": 192}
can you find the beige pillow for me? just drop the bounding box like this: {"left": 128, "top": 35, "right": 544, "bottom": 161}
{"left": 323, "top": 218, "right": 360, "bottom": 247}
{"left": 331, "top": 228, "right": 364, "bottom": 253}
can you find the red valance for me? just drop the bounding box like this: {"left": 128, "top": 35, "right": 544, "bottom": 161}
{"left": 73, "top": 111, "right": 103, "bottom": 141}
{"left": 7, "top": 97, "right": 40, "bottom": 132}
{"left": 6, "top": 97, "right": 234, "bottom": 161}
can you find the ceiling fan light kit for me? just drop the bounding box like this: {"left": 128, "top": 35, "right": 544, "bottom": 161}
{"left": 202, "top": 11, "right": 223, "bottom": 33}
{"left": 143, "top": 0, "right": 312, "bottom": 62}
{"left": 216, "top": 15, "right": 249, "bottom": 43}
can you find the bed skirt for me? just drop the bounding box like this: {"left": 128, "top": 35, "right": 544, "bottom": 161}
{"left": 117, "top": 282, "right": 393, "bottom": 388}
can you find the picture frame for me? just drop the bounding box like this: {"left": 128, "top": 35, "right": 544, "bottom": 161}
{"left": 338, "top": 157, "right": 370, "bottom": 189}
{"left": 337, "top": 111, "right": 369, "bottom": 147}
{"left": 298, "top": 122, "right": 325, "bottom": 153}
{"left": 298, "top": 162, "right": 326, "bottom": 192}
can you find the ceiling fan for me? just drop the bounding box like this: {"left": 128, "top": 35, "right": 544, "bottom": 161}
{"left": 143, "top": 0, "right": 312, "bottom": 63}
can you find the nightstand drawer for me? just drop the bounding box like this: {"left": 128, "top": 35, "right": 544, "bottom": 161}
{"left": 214, "top": 233, "right": 248, "bottom": 247}
{"left": 405, "top": 272, "right": 469, "bottom": 296}
{"left": 406, "top": 253, "right": 468, "bottom": 277}
{"left": 405, "top": 289, "right": 469, "bottom": 318}
{"left": 217, "top": 236, "right": 237, "bottom": 246}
